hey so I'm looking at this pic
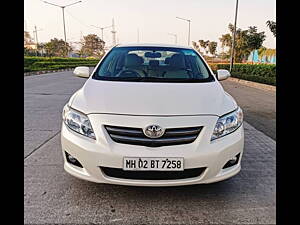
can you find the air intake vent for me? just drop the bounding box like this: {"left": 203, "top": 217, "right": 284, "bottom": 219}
{"left": 105, "top": 125, "right": 202, "bottom": 147}
{"left": 100, "top": 167, "right": 206, "bottom": 180}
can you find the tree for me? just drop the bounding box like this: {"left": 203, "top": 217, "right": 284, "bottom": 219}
{"left": 246, "top": 26, "right": 266, "bottom": 62}
{"left": 37, "top": 43, "right": 46, "bottom": 57}
{"left": 258, "top": 46, "right": 276, "bottom": 61}
{"left": 44, "top": 38, "right": 72, "bottom": 57}
{"left": 266, "top": 20, "right": 276, "bottom": 37}
{"left": 219, "top": 33, "right": 232, "bottom": 49}
{"left": 192, "top": 41, "right": 201, "bottom": 53}
{"left": 219, "top": 23, "right": 266, "bottom": 62}
{"left": 24, "top": 31, "right": 37, "bottom": 56}
{"left": 199, "top": 40, "right": 210, "bottom": 54}
{"left": 24, "top": 31, "right": 33, "bottom": 45}
{"left": 24, "top": 47, "right": 35, "bottom": 56}
{"left": 79, "top": 34, "right": 105, "bottom": 57}
{"left": 208, "top": 41, "right": 217, "bottom": 56}
{"left": 219, "top": 52, "right": 230, "bottom": 60}
{"left": 247, "top": 27, "right": 266, "bottom": 50}
{"left": 193, "top": 40, "right": 218, "bottom": 56}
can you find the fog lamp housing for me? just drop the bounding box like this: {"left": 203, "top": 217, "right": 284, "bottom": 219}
{"left": 65, "top": 151, "right": 83, "bottom": 168}
{"left": 223, "top": 153, "right": 240, "bottom": 169}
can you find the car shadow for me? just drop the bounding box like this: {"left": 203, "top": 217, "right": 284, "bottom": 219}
{"left": 71, "top": 175, "right": 242, "bottom": 201}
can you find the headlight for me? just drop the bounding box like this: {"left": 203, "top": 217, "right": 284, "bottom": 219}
{"left": 62, "top": 104, "right": 96, "bottom": 139}
{"left": 211, "top": 107, "right": 243, "bottom": 141}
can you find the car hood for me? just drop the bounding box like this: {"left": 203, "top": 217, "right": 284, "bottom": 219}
{"left": 70, "top": 79, "right": 237, "bottom": 116}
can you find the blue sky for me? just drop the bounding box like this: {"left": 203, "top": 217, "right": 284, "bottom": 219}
{"left": 24, "top": 0, "right": 276, "bottom": 52}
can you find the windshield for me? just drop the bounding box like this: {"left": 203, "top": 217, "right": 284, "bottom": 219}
{"left": 92, "top": 46, "right": 214, "bottom": 82}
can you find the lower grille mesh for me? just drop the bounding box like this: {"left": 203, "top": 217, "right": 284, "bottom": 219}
{"left": 100, "top": 167, "right": 206, "bottom": 180}
{"left": 105, "top": 125, "right": 203, "bottom": 147}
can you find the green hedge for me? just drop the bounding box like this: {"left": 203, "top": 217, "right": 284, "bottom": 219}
{"left": 208, "top": 63, "right": 276, "bottom": 86}
{"left": 24, "top": 56, "right": 100, "bottom": 73}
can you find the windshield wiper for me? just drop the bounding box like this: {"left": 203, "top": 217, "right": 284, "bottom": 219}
{"left": 96, "top": 76, "right": 211, "bottom": 83}
{"left": 129, "top": 77, "right": 205, "bottom": 82}
{"left": 114, "top": 77, "right": 167, "bottom": 82}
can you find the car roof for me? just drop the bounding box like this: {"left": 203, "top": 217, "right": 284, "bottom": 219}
{"left": 115, "top": 43, "right": 193, "bottom": 49}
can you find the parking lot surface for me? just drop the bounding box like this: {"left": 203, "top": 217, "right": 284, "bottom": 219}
{"left": 24, "top": 71, "right": 276, "bottom": 224}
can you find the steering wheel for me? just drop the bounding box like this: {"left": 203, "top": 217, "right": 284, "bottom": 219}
{"left": 117, "top": 69, "right": 141, "bottom": 77}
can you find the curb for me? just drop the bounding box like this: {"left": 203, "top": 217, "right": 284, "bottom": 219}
{"left": 24, "top": 68, "right": 75, "bottom": 77}
{"left": 227, "top": 77, "right": 276, "bottom": 92}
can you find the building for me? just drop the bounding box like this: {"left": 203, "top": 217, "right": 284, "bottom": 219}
{"left": 247, "top": 49, "right": 276, "bottom": 64}
{"left": 24, "top": 42, "right": 37, "bottom": 50}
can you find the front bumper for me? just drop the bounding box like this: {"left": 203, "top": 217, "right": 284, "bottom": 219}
{"left": 61, "top": 114, "right": 244, "bottom": 186}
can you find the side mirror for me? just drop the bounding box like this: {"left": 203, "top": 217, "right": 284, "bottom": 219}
{"left": 216, "top": 69, "right": 230, "bottom": 81}
{"left": 73, "top": 66, "right": 90, "bottom": 78}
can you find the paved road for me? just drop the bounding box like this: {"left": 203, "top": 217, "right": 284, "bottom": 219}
{"left": 24, "top": 71, "right": 276, "bottom": 224}
{"left": 221, "top": 80, "right": 276, "bottom": 140}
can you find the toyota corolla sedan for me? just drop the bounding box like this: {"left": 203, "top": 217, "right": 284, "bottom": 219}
{"left": 61, "top": 43, "right": 244, "bottom": 186}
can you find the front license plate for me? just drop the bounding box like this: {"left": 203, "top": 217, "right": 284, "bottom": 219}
{"left": 123, "top": 157, "right": 184, "bottom": 171}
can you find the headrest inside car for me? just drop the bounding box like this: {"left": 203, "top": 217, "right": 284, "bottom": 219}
{"left": 145, "top": 52, "right": 162, "bottom": 58}
{"left": 149, "top": 60, "right": 159, "bottom": 67}
{"left": 125, "top": 54, "right": 144, "bottom": 67}
{"left": 164, "top": 57, "right": 171, "bottom": 64}
{"left": 169, "top": 54, "right": 186, "bottom": 68}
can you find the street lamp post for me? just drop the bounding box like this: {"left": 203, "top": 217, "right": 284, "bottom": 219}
{"left": 33, "top": 25, "right": 43, "bottom": 56}
{"left": 229, "top": 0, "right": 239, "bottom": 72}
{"left": 42, "top": 0, "right": 82, "bottom": 57}
{"left": 62, "top": 6, "right": 67, "bottom": 48}
{"left": 176, "top": 16, "right": 191, "bottom": 46}
{"left": 91, "top": 25, "right": 112, "bottom": 42}
{"left": 168, "top": 33, "right": 177, "bottom": 44}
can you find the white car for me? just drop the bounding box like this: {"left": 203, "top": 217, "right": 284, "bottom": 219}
{"left": 61, "top": 43, "right": 244, "bottom": 186}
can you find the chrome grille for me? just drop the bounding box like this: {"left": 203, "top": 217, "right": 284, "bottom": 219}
{"left": 105, "top": 125, "right": 203, "bottom": 147}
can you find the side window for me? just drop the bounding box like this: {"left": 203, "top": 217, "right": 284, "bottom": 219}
{"left": 98, "top": 50, "right": 126, "bottom": 76}
{"left": 195, "top": 56, "right": 209, "bottom": 78}
{"left": 107, "top": 55, "right": 118, "bottom": 75}
{"left": 98, "top": 52, "right": 113, "bottom": 76}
